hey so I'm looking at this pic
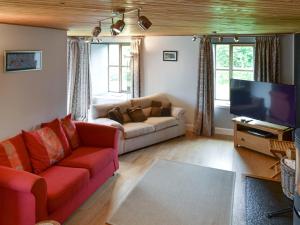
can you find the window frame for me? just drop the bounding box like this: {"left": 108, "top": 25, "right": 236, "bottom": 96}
{"left": 214, "top": 43, "right": 255, "bottom": 102}
{"left": 107, "top": 43, "right": 131, "bottom": 93}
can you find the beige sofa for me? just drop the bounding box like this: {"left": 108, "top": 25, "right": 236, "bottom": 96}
{"left": 90, "top": 93, "right": 186, "bottom": 155}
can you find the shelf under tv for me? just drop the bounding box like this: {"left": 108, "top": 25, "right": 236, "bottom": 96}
{"left": 232, "top": 116, "right": 293, "bottom": 157}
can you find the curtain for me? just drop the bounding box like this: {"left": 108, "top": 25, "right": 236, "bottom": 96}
{"left": 194, "top": 37, "right": 214, "bottom": 136}
{"left": 130, "top": 37, "right": 144, "bottom": 98}
{"left": 254, "top": 36, "right": 280, "bottom": 83}
{"left": 67, "top": 38, "right": 91, "bottom": 121}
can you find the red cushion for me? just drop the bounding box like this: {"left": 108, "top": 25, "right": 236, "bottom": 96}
{"left": 0, "top": 134, "right": 32, "bottom": 172}
{"left": 42, "top": 118, "right": 71, "bottom": 156}
{"left": 58, "top": 147, "right": 113, "bottom": 177}
{"left": 61, "top": 114, "right": 80, "bottom": 149}
{"left": 40, "top": 166, "right": 89, "bottom": 213}
{"left": 22, "top": 127, "right": 66, "bottom": 174}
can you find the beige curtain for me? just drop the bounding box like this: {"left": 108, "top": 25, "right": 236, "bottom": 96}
{"left": 255, "top": 36, "right": 280, "bottom": 83}
{"left": 67, "top": 38, "right": 91, "bottom": 121}
{"left": 130, "top": 37, "right": 144, "bottom": 98}
{"left": 194, "top": 37, "right": 214, "bottom": 136}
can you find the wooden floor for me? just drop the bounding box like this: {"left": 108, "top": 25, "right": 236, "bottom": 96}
{"left": 63, "top": 134, "right": 277, "bottom": 225}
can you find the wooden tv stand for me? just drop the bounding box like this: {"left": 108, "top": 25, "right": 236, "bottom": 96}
{"left": 232, "top": 117, "right": 293, "bottom": 157}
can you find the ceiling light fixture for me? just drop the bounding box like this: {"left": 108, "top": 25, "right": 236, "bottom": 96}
{"left": 110, "top": 18, "right": 118, "bottom": 36}
{"left": 218, "top": 36, "right": 223, "bottom": 42}
{"left": 92, "top": 21, "right": 101, "bottom": 37}
{"left": 234, "top": 35, "right": 239, "bottom": 42}
{"left": 112, "top": 14, "right": 126, "bottom": 34}
{"left": 137, "top": 9, "right": 152, "bottom": 30}
{"left": 192, "top": 35, "right": 197, "bottom": 42}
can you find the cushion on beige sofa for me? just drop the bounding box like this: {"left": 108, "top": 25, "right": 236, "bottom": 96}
{"left": 123, "top": 123, "right": 155, "bottom": 139}
{"left": 144, "top": 117, "right": 178, "bottom": 131}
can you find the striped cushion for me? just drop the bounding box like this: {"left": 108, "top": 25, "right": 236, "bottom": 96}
{"left": 0, "top": 134, "right": 32, "bottom": 172}
{"left": 61, "top": 114, "right": 80, "bottom": 149}
{"left": 22, "top": 127, "right": 65, "bottom": 174}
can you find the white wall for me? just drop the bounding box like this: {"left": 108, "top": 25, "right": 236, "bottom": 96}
{"left": 0, "top": 24, "right": 67, "bottom": 140}
{"left": 143, "top": 36, "right": 199, "bottom": 126}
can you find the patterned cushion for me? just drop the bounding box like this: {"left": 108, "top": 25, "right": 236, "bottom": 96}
{"left": 0, "top": 134, "right": 32, "bottom": 172}
{"left": 22, "top": 127, "right": 65, "bottom": 174}
{"left": 61, "top": 114, "right": 80, "bottom": 149}
{"left": 150, "top": 100, "right": 162, "bottom": 117}
{"left": 42, "top": 118, "right": 72, "bottom": 156}
{"left": 108, "top": 107, "right": 124, "bottom": 124}
{"left": 127, "top": 107, "right": 147, "bottom": 122}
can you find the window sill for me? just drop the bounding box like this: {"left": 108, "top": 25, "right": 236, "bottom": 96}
{"left": 214, "top": 100, "right": 230, "bottom": 109}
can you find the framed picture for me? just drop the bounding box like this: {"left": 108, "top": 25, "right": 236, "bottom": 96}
{"left": 163, "top": 51, "right": 178, "bottom": 61}
{"left": 4, "top": 50, "right": 42, "bottom": 72}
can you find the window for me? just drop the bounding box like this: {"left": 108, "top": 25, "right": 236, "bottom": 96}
{"left": 108, "top": 44, "right": 131, "bottom": 93}
{"left": 214, "top": 44, "right": 255, "bottom": 102}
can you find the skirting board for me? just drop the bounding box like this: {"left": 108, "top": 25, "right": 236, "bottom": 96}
{"left": 185, "top": 124, "right": 233, "bottom": 136}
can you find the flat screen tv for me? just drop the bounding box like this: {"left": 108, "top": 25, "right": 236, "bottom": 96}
{"left": 230, "top": 79, "right": 296, "bottom": 127}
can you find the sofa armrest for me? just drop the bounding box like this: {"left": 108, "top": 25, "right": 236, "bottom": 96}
{"left": 0, "top": 166, "right": 47, "bottom": 225}
{"left": 76, "top": 122, "right": 119, "bottom": 149}
{"left": 171, "top": 107, "right": 185, "bottom": 120}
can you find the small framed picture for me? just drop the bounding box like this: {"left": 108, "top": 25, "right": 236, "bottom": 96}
{"left": 4, "top": 50, "right": 42, "bottom": 72}
{"left": 163, "top": 51, "right": 178, "bottom": 61}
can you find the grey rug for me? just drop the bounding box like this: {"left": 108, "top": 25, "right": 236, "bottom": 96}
{"left": 108, "top": 160, "right": 236, "bottom": 225}
{"left": 245, "top": 176, "right": 292, "bottom": 225}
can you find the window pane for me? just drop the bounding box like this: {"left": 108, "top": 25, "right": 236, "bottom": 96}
{"left": 215, "top": 70, "right": 230, "bottom": 100}
{"left": 233, "top": 46, "right": 254, "bottom": 70}
{"left": 121, "top": 67, "right": 131, "bottom": 92}
{"left": 232, "top": 71, "right": 254, "bottom": 81}
{"left": 109, "top": 67, "right": 119, "bottom": 92}
{"left": 216, "top": 45, "right": 229, "bottom": 69}
{"left": 122, "top": 45, "right": 131, "bottom": 66}
{"left": 109, "top": 44, "right": 119, "bottom": 66}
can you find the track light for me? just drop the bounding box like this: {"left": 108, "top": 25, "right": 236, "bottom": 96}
{"left": 192, "top": 35, "right": 197, "bottom": 42}
{"left": 112, "top": 14, "right": 125, "bottom": 34}
{"left": 110, "top": 18, "right": 118, "bottom": 36}
{"left": 218, "top": 36, "right": 223, "bottom": 42}
{"left": 234, "top": 35, "right": 239, "bottom": 42}
{"left": 137, "top": 9, "right": 152, "bottom": 30}
{"left": 92, "top": 21, "right": 101, "bottom": 37}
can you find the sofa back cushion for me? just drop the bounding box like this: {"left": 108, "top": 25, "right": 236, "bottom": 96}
{"left": 61, "top": 114, "right": 80, "bottom": 149}
{"left": 127, "top": 107, "right": 147, "bottom": 122}
{"left": 0, "top": 134, "right": 32, "bottom": 172}
{"left": 131, "top": 93, "right": 171, "bottom": 109}
{"left": 41, "top": 118, "right": 72, "bottom": 156}
{"left": 22, "top": 127, "right": 65, "bottom": 174}
{"left": 91, "top": 100, "right": 131, "bottom": 119}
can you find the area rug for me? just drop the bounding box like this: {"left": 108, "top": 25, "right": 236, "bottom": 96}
{"left": 107, "top": 160, "right": 236, "bottom": 225}
{"left": 245, "top": 176, "right": 292, "bottom": 225}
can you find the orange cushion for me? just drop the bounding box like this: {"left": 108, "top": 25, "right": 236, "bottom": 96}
{"left": 58, "top": 147, "right": 113, "bottom": 177}
{"left": 0, "top": 134, "right": 32, "bottom": 172}
{"left": 22, "top": 127, "right": 65, "bottom": 174}
{"left": 61, "top": 114, "right": 80, "bottom": 149}
{"left": 40, "top": 166, "right": 89, "bottom": 213}
{"left": 41, "top": 119, "right": 71, "bottom": 156}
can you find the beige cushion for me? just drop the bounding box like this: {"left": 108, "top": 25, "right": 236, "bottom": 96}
{"left": 123, "top": 113, "right": 132, "bottom": 123}
{"left": 123, "top": 123, "right": 155, "bottom": 139}
{"left": 143, "top": 107, "right": 152, "bottom": 117}
{"left": 91, "top": 118, "right": 124, "bottom": 132}
{"left": 91, "top": 100, "right": 131, "bottom": 119}
{"left": 144, "top": 117, "right": 178, "bottom": 131}
{"left": 131, "top": 93, "right": 170, "bottom": 109}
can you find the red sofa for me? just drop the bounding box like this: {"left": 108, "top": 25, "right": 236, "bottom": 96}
{"left": 0, "top": 122, "right": 119, "bottom": 225}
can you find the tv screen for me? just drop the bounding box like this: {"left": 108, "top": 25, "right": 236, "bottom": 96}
{"left": 230, "top": 79, "right": 296, "bottom": 127}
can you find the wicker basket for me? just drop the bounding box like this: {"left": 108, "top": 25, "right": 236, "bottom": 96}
{"left": 281, "top": 157, "right": 295, "bottom": 200}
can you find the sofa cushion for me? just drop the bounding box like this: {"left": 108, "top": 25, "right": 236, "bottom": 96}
{"left": 131, "top": 93, "right": 170, "bottom": 109}
{"left": 22, "top": 128, "right": 66, "bottom": 174}
{"left": 41, "top": 118, "right": 72, "bottom": 157}
{"left": 61, "top": 114, "right": 80, "bottom": 149}
{"left": 91, "top": 100, "right": 131, "bottom": 119}
{"left": 127, "top": 107, "right": 147, "bottom": 122}
{"left": 161, "top": 103, "right": 172, "bottom": 117}
{"left": 108, "top": 107, "right": 124, "bottom": 124}
{"left": 40, "top": 166, "right": 89, "bottom": 213}
{"left": 144, "top": 117, "right": 178, "bottom": 131}
{"left": 58, "top": 147, "right": 113, "bottom": 177}
{"left": 0, "top": 134, "right": 32, "bottom": 172}
{"left": 123, "top": 123, "right": 155, "bottom": 139}
{"left": 150, "top": 100, "right": 162, "bottom": 117}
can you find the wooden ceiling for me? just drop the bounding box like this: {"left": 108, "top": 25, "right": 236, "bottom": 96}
{"left": 1, "top": 0, "right": 300, "bottom": 36}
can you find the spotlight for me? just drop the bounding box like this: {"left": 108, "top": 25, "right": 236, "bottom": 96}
{"left": 192, "top": 35, "right": 197, "bottom": 42}
{"left": 218, "top": 36, "right": 223, "bottom": 42}
{"left": 234, "top": 35, "right": 239, "bottom": 43}
{"left": 112, "top": 14, "right": 125, "bottom": 34}
{"left": 110, "top": 18, "right": 119, "bottom": 36}
{"left": 92, "top": 21, "right": 101, "bottom": 37}
{"left": 137, "top": 9, "right": 152, "bottom": 30}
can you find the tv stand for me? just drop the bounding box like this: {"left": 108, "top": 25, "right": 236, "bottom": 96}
{"left": 232, "top": 117, "right": 293, "bottom": 157}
